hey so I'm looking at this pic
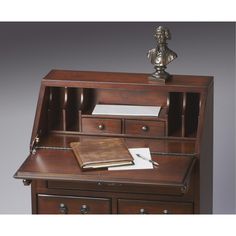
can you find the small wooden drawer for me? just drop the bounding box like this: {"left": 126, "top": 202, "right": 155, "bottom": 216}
{"left": 118, "top": 199, "right": 193, "bottom": 214}
{"left": 82, "top": 117, "right": 121, "bottom": 134}
{"left": 125, "top": 120, "right": 165, "bottom": 136}
{"left": 37, "top": 194, "right": 111, "bottom": 214}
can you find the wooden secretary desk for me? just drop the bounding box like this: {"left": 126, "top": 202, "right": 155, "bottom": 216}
{"left": 14, "top": 70, "right": 213, "bottom": 214}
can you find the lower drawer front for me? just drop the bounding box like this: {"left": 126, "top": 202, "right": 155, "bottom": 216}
{"left": 118, "top": 199, "right": 193, "bottom": 214}
{"left": 37, "top": 194, "right": 111, "bottom": 214}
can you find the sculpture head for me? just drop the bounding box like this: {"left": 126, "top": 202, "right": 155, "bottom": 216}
{"left": 154, "top": 26, "right": 171, "bottom": 44}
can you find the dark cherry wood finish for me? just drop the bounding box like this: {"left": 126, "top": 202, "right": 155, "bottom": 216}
{"left": 118, "top": 199, "right": 193, "bottom": 214}
{"left": 82, "top": 117, "right": 122, "bottom": 134}
{"left": 38, "top": 194, "right": 111, "bottom": 214}
{"left": 14, "top": 70, "right": 213, "bottom": 214}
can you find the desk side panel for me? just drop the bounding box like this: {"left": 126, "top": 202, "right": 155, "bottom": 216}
{"left": 199, "top": 83, "right": 213, "bottom": 213}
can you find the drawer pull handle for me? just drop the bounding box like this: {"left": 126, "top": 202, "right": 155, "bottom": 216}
{"left": 141, "top": 125, "right": 148, "bottom": 132}
{"left": 98, "top": 124, "right": 105, "bottom": 130}
{"left": 163, "top": 209, "right": 169, "bottom": 214}
{"left": 139, "top": 208, "right": 147, "bottom": 214}
{"left": 22, "top": 179, "right": 32, "bottom": 186}
{"left": 59, "top": 203, "right": 68, "bottom": 214}
{"left": 80, "top": 204, "right": 89, "bottom": 214}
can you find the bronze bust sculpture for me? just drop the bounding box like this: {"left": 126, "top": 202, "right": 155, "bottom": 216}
{"left": 147, "top": 26, "right": 177, "bottom": 83}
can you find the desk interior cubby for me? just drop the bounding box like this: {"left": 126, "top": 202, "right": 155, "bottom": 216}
{"left": 168, "top": 92, "right": 200, "bottom": 137}
{"left": 38, "top": 86, "right": 200, "bottom": 139}
{"left": 45, "top": 87, "right": 94, "bottom": 132}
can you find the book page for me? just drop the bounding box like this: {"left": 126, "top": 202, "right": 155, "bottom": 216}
{"left": 108, "top": 148, "right": 153, "bottom": 171}
{"left": 92, "top": 104, "right": 161, "bottom": 117}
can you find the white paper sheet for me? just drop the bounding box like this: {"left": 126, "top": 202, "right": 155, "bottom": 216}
{"left": 92, "top": 104, "right": 161, "bottom": 117}
{"left": 108, "top": 148, "right": 153, "bottom": 171}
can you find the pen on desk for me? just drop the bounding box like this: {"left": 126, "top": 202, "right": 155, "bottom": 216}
{"left": 136, "top": 154, "right": 159, "bottom": 166}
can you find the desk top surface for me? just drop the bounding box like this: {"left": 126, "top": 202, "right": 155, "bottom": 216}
{"left": 42, "top": 70, "right": 213, "bottom": 91}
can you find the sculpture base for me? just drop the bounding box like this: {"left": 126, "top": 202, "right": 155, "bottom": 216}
{"left": 148, "top": 66, "right": 171, "bottom": 83}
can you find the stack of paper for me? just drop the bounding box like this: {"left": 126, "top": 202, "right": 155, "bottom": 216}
{"left": 92, "top": 104, "right": 161, "bottom": 117}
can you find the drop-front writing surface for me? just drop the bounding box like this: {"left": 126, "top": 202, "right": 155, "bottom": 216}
{"left": 14, "top": 70, "right": 213, "bottom": 214}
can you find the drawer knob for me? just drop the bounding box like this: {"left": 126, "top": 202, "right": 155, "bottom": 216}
{"left": 141, "top": 125, "right": 148, "bottom": 131}
{"left": 22, "top": 179, "right": 32, "bottom": 186}
{"left": 139, "top": 208, "right": 147, "bottom": 214}
{"left": 98, "top": 124, "right": 105, "bottom": 130}
{"left": 59, "top": 203, "right": 68, "bottom": 214}
{"left": 80, "top": 204, "right": 89, "bottom": 214}
{"left": 163, "top": 209, "right": 169, "bottom": 214}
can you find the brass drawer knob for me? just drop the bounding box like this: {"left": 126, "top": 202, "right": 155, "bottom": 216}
{"left": 59, "top": 203, "right": 68, "bottom": 214}
{"left": 141, "top": 125, "right": 149, "bottom": 131}
{"left": 139, "top": 208, "right": 147, "bottom": 214}
{"left": 80, "top": 204, "right": 89, "bottom": 214}
{"left": 98, "top": 124, "right": 105, "bottom": 130}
